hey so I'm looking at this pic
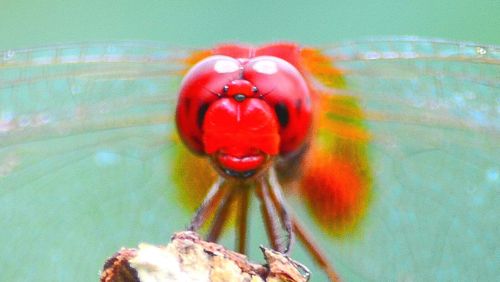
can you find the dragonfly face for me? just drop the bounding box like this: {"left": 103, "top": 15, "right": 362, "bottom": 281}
{"left": 176, "top": 51, "right": 312, "bottom": 179}
{"left": 0, "top": 38, "right": 498, "bottom": 281}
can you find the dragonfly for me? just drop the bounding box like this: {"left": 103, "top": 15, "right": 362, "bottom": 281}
{"left": 0, "top": 37, "right": 498, "bottom": 282}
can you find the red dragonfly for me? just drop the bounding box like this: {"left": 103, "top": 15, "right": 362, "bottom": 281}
{"left": 0, "top": 38, "right": 498, "bottom": 281}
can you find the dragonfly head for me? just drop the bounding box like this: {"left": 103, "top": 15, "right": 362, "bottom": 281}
{"left": 176, "top": 51, "right": 312, "bottom": 179}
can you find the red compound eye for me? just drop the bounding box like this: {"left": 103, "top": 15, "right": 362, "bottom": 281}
{"left": 176, "top": 55, "right": 242, "bottom": 153}
{"left": 243, "top": 56, "right": 312, "bottom": 154}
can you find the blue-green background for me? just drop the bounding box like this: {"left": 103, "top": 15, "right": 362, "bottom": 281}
{"left": 1, "top": 0, "right": 499, "bottom": 50}
{"left": 1, "top": 1, "right": 499, "bottom": 282}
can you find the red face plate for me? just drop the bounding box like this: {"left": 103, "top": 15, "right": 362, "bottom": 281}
{"left": 202, "top": 98, "right": 279, "bottom": 175}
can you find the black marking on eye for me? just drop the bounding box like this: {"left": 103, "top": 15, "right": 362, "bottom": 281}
{"left": 197, "top": 103, "right": 210, "bottom": 129}
{"left": 274, "top": 102, "right": 290, "bottom": 128}
{"left": 252, "top": 86, "right": 258, "bottom": 93}
{"left": 295, "top": 99, "right": 302, "bottom": 115}
{"left": 223, "top": 85, "right": 229, "bottom": 93}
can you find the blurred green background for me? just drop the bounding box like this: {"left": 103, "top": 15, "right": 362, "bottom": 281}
{"left": 1, "top": 1, "right": 499, "bottom": 282}
{"left": 1, "top": 0, "right": 499, "bottom": 50}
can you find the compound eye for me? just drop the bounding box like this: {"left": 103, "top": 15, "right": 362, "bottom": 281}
{"left": 175, "top": 55, "right": 242, "bottom": 154}
{"left": 242, "top": 56, "right": 312, "bottom": 155}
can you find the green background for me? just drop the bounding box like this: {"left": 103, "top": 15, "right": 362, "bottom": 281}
{"left": 1, "top": 0, "right": 499, "bottom": 50}
{"left": 1, "top": 1, "right": 499, "bottom": 282}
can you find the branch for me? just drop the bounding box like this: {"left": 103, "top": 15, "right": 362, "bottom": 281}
{"left": 101, "top": 231, "right": 310, "bottom": 282}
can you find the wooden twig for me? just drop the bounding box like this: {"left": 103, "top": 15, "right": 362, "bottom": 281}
{"left": 101, "top": 231, "right": 310, "bottom": 282}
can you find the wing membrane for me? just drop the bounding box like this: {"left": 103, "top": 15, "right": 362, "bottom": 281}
{"left": 0, "top": 42, "right": 197, "bottom": 280}
{"left": 323, "top": 37, "right": 499, "bottom": 130}
{"left": 1, "top": 42, "right": 192, "bottom": 144}
{"left": 301, "top": 37, "right": 499, "bottom": 280}
{"left": 0, "top": 38, "right": 498, "bottom": 281}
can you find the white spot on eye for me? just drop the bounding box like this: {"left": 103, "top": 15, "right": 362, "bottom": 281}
{"left": 214, "top": 59, "right": 240, "bottom": 73}
{"left": 253, "top": 60, "right": 278, "bottom": 74}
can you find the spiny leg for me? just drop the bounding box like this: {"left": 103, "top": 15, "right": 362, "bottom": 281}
{"left": 207, "top": 187, "right": 237, "bottom": 243}
{"left": 256, "top": 178, "right": 284, "bottom": 252}
{"left": 292, "top": 217, "right": 341, "bottom": 282}
{"left": 267, "top": 167, "right": 294, "bottom": 254}
{"left": 188, "top": 176, "right": 226, "bottom": 232}
{"left": 269, "top": 167, "right": 341, "bottom": 282}
{"left": 236, "top": 187, "right": 250, "bottom": 254}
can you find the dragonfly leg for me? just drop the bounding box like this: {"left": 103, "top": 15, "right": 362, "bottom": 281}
{"left": 268, "top": 167, "right": 341, "bottom": 282}
{"left": 266, "top": 167, "right": 294, "bottom": 254}
{"left": 207, "top": 187, "right": 236, "bottom": 242}
{"left": 236, "top": 187, "right": 250, "bottom": 254}
{"left": 188, "top": 176, "right": 226, "bottom": 232}
{"left": 256, "top": 178, "right": 283, "bottom": 252}
{"left": 292, "top": 218, "right": 341, "bottom": 282}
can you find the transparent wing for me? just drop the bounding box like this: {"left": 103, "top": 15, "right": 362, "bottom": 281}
{"left": 299, "top": 37, "right": 499, "bottom": 281}
{"left": 0, "top": 42, "right": 195, "bottom": 281}
{"left": 1, "top": 38, "right": 498, "bottom": 282}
